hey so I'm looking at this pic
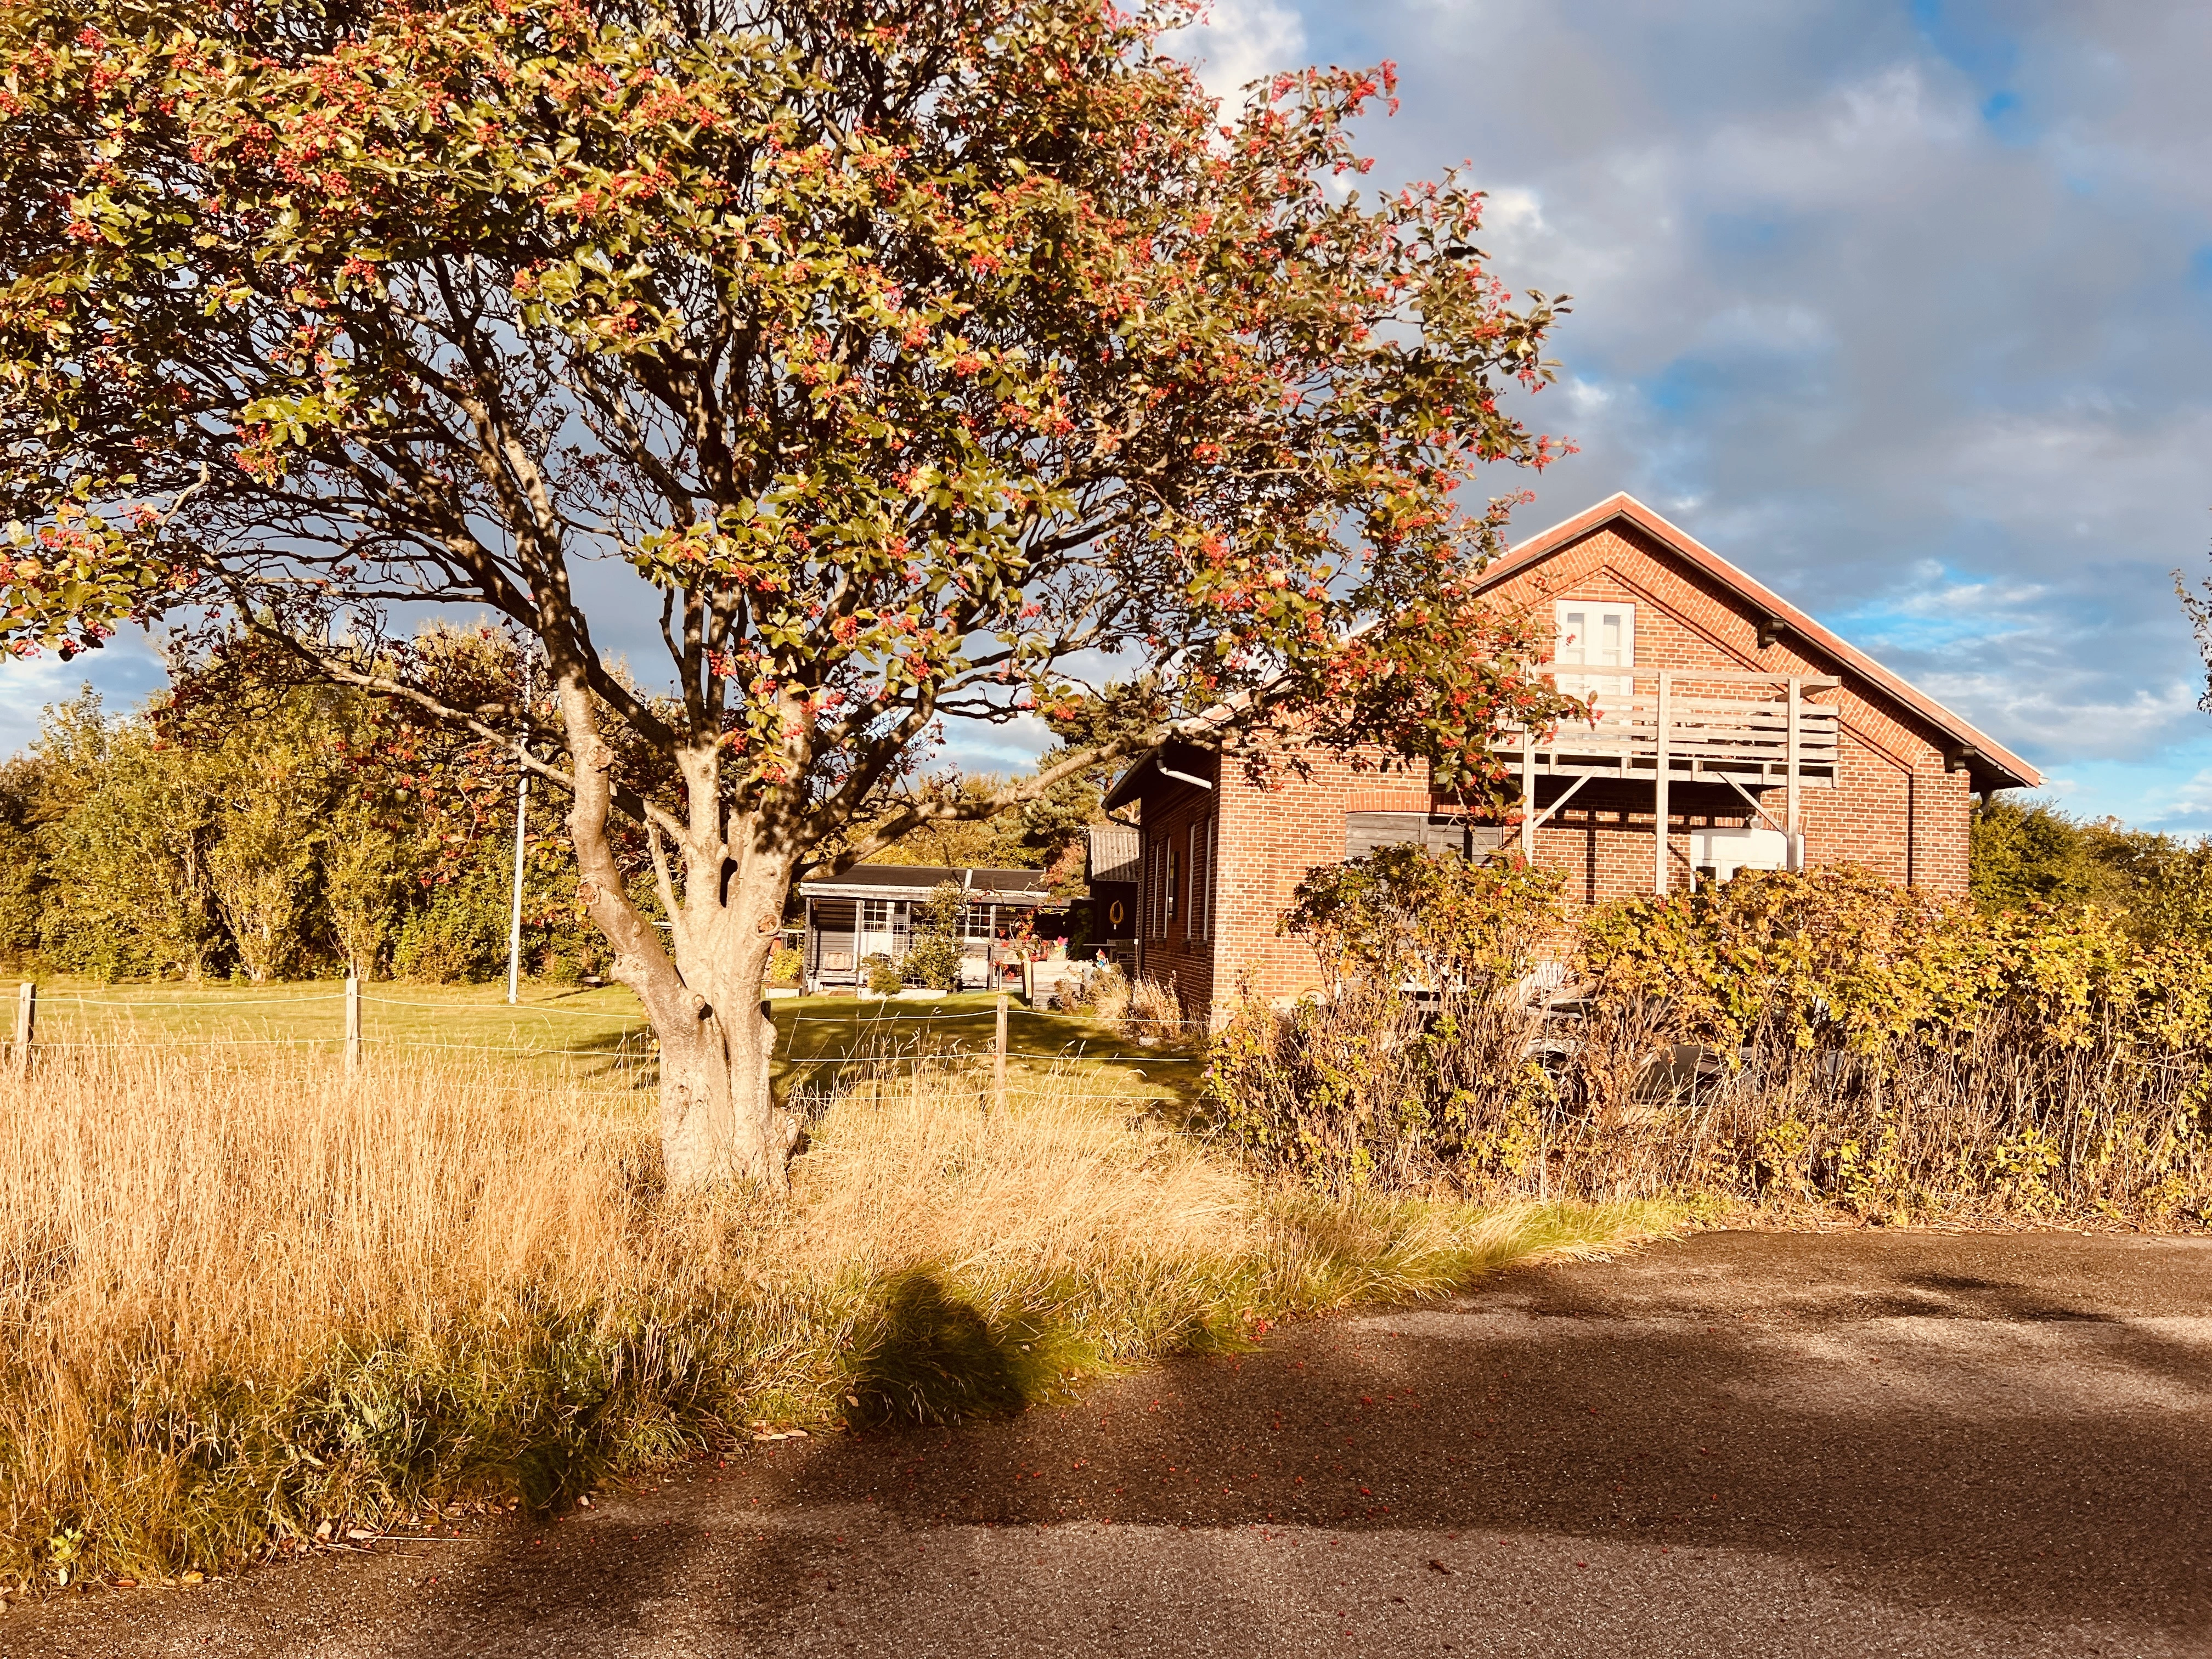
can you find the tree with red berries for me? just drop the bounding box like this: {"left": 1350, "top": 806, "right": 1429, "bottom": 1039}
{"left": 1, "top": 0, "right": 1572, "bottom": 1187}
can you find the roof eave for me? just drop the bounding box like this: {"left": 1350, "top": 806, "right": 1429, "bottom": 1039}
{"left": 1102, "top": 755, "right": 1154, "bottom": 812}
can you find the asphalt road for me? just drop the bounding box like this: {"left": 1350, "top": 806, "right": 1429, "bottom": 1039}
{"left": 14, "top": 1229, "right": 2210, "bottom": 1658}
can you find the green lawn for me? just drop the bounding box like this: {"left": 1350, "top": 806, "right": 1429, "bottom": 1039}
{"left": 13, "top": 977, "right": 1197, "bottom": 1102}
{"left": 772, "top": 991, "right": 1197, "bottom": 1104}
{"left": 20, "top": 976, "right": 653, "bottom": 1086}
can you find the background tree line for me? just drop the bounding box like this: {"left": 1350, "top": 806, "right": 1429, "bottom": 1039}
{"left": 0, "top": 626, "right": 1105, "bottom": 984}
{"left": 11, "top": 630, "right": 2191, "bottom": 988}
{"left": 0, "top": 628, "right": 598, "bottom": 983}
{"left": 1969, "top": 793, "right": 2212, "bottom": 941}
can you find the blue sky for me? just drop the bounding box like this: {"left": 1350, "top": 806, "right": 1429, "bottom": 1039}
{"left": 7, "top": 1, "right": 2212, "bottom": 831}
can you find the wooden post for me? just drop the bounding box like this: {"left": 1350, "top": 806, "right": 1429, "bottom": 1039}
{"left": 1654, "top": 670, "right": 1672, "bottom": 894}
{"left": 992, "top": 993, "right": 1009, "bottom": 1115}
{"left": 1520, "top": 729, "right": 1536, "bottom": 861}
{"left": 1785, "top": 675, "right": 1802, "bottom": 868}
{"left": 344, "top": 974, "right": 362, "bottom": 1077}
{"left": 12, "top": 981, "right": 32, "bottom": 1079}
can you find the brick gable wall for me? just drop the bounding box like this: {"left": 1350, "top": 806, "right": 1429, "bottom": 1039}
{"left": 1126, "top": 520, "right": 1980, "bottom": 1023}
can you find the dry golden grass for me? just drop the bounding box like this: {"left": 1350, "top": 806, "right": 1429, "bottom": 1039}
{"left": 4, "top": 1049, "right": 661, "bottom": 1379}
{"left": 794, "top": 1072, "right": 1248, "bottom": 1282}
{"left": 0, "top": 1045, "right": 1666, "bottom": 1589}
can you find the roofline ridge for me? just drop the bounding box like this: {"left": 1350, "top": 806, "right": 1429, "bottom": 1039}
{"left": 1480, "top": 493, "right": 2041, "bottom": 789}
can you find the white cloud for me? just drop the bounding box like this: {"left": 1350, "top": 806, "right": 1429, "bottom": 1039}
{"left": 1698, "top": 302, "right": 1833, "bottom": 356}
{"left": 1563, "top": 376, "right": 1613, "bottom": 414}
{"left": 1937, "top": 410, "right": 2212, "bottom": 554}
{"left": 0, "top": 654, "right": 91, "bottom": 757}
{"left": 0, "top": 634, "right": 169, "bottom": 759}
{"left": 1917, "top": 669, "right": 2203, "bottom": 762}
{"left": 1481, "top": 185, "right": 1545, "bottom": 236}
{"left": 2138, "top": 766, "right": 2212, "bottom": 832}
{"left": 1861, "top": 566, "right": 2052, "bottom": 622}
{"left": 1827, "top": 63, "right": 1970, "bottom": 151}
{"left": 1161, "top": 0, "right": 1307, "bottom": 104}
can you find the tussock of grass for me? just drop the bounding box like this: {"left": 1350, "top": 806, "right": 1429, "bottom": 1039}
{"left": 0, "top": 1047, "right": 1666, "bottom": 1588}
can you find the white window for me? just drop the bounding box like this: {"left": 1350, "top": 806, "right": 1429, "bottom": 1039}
{"left": 1190, "top": 815, "right": 1214, "bottom": 941}
{"left": 1554, "top": 601, "right": 1635, "bottom": 702}
{"left": 857, "top": 898, "right": 900, "bottom": 963}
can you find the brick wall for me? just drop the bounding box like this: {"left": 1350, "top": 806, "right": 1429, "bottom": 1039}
{"left": 1127, "top": 517, "right": 1982, "bottom": 1023}
{"left": 1478, "top": 520, "right": 1973, "bottom": 896}
{"left": 1131, "top": 744, "right": 1432, "bottom": 1018}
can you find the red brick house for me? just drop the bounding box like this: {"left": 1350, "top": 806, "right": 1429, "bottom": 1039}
{"left": 1105, "top": 493, "right": 2039, "bottom": 1020}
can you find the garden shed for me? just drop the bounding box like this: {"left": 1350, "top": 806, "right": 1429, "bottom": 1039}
{"left": 798, "top": 865, "right": 1056, "bottom": 991}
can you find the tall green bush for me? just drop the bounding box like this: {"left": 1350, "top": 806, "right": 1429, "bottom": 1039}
{"left": 1210, "top": 856, "right": 2212, "bottom": 1223}
{"left": 204, "top": 701, "right": 334, "bottom": 983}
{"left": 36, "top": 699, "right": 228, "bottom": 980}
{"left": 391, "top": 856, "right": 511, "bottom": 984}
{"left": 324, "top": 803, "right": 409, "bottom": 980}
{"left": 0, "top": 758, "right": 47, "bottom": 961}
{"left": 1206, "top": 848, "right": 1565, "bottom": 1190}
{"left": 1971, "top": 793, "right": 2212, "bottom": 944}
{"left": 0, "top": 820, "right": 40, "bottom": 962}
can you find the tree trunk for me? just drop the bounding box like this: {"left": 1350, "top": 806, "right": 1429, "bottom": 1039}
{"left": 650, "top": 872, "right": 795, "bottom": 1192}
{"left": 556, "top": 674, "right": 797, "bottom": 1192}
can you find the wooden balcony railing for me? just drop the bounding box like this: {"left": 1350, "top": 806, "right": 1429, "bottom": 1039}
{"left": 1509, "top": 671, "right": 1843, "bottom": 889}
{"left": 1515, "top": 675, "right": 1841, "bottom": 787}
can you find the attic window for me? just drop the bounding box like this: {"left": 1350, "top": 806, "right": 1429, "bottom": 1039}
{"left": 1554, "top": 601, "right": 1635, "bottom": 700}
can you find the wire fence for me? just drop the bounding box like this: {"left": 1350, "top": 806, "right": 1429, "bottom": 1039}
{"left": 3, "top": 979, "right": 1204, "bottom": 1098}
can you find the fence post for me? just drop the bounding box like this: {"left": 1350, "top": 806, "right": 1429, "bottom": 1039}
{"left": 344, "top": 975, "right": 362, "bottom": 1076}
{"left": 12, "top": 981, "right": 32, "bottom": 1080}
{"left": 993, "top": 992, "right": 1008, "bottom": 1116}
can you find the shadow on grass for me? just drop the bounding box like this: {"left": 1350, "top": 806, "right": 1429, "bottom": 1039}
{"left": 558, "top": 1025, "right": 658, "bottom": 1092}
{"left": 842, "top": 1272, "right": 1063, "bottom": 1430}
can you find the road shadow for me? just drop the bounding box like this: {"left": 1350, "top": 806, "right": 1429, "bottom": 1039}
{"left": 737, "top": 1232, "right": 2212, "bottom": 1645}
{"left": 15, "top": 1233, "right": 2207, "bottom": 1657}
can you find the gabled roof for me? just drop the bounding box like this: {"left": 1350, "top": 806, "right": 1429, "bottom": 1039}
{"left": 1086, "top": 825, "right": 1142, "bottom": 884}
{"left": 1478, "top": 493, "right": 2041, "bottom": 791}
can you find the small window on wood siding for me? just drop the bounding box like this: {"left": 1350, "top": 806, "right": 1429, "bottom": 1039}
{"left": 1146, "top": 830, "right": 1171, "bottom": 939}
{"left": 1345, "top": 812, "right": 1472, "bottom": 859}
